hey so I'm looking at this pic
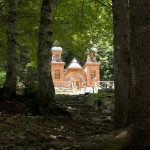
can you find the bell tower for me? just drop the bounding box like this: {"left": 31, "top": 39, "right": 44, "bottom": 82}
{"left": 83, "top": 46, "right": 100, "bottom": 87}
{"left": 51, "top": 46, "right": 63, "bottom": 62}
{"left": 51, "top": 44, "right": 65, "bottom": 87}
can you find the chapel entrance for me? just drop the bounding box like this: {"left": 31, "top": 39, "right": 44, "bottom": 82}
{"left": 74, "top": 80, "right": 80, "bottom": 90}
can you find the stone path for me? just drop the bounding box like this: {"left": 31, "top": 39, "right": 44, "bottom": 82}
{"left": 55, "top": 94, "right": 114, "bottom": 134}
{"left": 0, "top": 94, "right": 114, "bottom": 149}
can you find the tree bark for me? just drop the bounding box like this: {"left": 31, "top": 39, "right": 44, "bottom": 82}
{"left": 37, "top": 0, "right": 58, "bottom": 114}
{"left": 112, "top": 0, "right": 130, "bottom": 129}
{"left": 126, "top": 0, "right": 150, "bottom": 149}
{"left": 3, "top": 0, "right": 18, "bottom": 100}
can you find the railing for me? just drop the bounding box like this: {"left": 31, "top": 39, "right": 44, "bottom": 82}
{"left": 97, "top": 81, "right": 114, "bottom": 89}
{"left": 82, "top": 81, "right": 114, "bottom": 89}
{"left": 54, "top": 81, "right": 114, "bottom": 94}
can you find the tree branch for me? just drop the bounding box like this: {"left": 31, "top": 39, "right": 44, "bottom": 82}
{"left": 93, "top": 0, "right": 112, "bottom": 8}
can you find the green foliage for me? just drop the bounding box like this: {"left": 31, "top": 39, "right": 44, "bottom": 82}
{"left": 53, "top": 0, "right": 113, "bottom": 63}
{"left": 0, "top": 0, "right": 114, "bottom": 83}
{"left": 0, "top": 0, "right": 7, "bottom": 64}
{"left": 18, "top": 67, "right": 38, "bottom": 94}
{"left": 86, "top": 91, "right": 114, "bottom": 102}
{"left": 97, "top": 46, "right": 114, "bottom": 80}
{"left": 53, "top": 0, "right": 114, "bottom": 79}
{"left": 85, "top": 91, "right": 114, "bottom": 111}
{"left": 0, "top": 69, "right": 6, "bottom": 87}
{"left": 17, "top": 0, "right": 40, "bottom": 67}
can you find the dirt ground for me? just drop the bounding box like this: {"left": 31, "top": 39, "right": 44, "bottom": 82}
{"left": 0, "top": 95, "right": 114, "bottom": 150}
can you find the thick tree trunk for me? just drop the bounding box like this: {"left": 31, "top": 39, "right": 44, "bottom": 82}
{"left": 37, "top": 0, "right": 57, "bottom": 114}
{"left": 112, "top": 0, "right": 130, "bottom": 129}
{"left": 126, "top": 0, "right": 150, "bottom": 149}
{"left": 3, "top": 0, "right": 18, "bottom": 100}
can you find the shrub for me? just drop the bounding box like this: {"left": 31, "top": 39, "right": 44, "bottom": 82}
{"left": 0, "top": 70, "right": 6, "bottom": 87}
{"left": 84, "top": 91, "right": 115, "bottom": 112}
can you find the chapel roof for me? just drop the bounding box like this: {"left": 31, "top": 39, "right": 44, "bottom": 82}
{"left": 51, "top": 46, "right": 63, "bottom": 51}
{"left": 67, "top": 57, "right": 82, "bottom": 69}
{"left": 91, "top": 47, "right": 97, "bottom": 52}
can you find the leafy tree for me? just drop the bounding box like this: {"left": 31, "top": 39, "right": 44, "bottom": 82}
{"left": 17, "top": 0, "right": 41, "bottom": 67}
{"left": 0, "top": 0, "right": 114, "bottom": 95}
{"left": 0, "top": 0, "right": 41, "bottom": 94}
{"left": 36, "top": 0, "right": 58, "bottom": 114}
{"left": 53, "top": 0, "right": 113, "bottom": 79}
{"left": 3, "top": 0, "right": 18, "bottom": 100}
{"left": 97, "top": 44, "right": 114, "bottom": 80}
{"left": 16, "top": 1, "right": 41, "bottom": 94}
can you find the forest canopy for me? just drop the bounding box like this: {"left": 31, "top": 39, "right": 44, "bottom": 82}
{"left": 0, "top": 0, "right": 150, "bottom": 149}
{"left": 0, "top": 0, "right": 113, "bottom": 84}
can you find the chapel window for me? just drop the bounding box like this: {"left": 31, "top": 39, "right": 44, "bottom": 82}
{"left": 91, "top": 70, "right": 96, "bottom": 79}
{"left": 54, "top": 54, "right": 59, "bottom": 59}
{"left": 55, "top": 70, "right": 60, "bottom": 79}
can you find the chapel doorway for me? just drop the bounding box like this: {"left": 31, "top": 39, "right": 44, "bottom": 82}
{"left": 74, "top": 80, "right": 80, "bottom": 90}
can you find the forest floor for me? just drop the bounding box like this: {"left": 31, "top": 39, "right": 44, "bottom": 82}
{"left": 0, "top": 94, "right": 115, "bottom": 150}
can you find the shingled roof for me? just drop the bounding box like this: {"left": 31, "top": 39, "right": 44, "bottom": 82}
{"left": 67, "top": 57, "right": 82, "bottom": 69}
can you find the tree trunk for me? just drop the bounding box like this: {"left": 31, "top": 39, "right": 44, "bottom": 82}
{"left": 36, "top": 0, "right": 57, "bottom": 114}
{"left": 3, "top": 0, "right": 18, "bottom": 100}
{"left": 112, "top": 0, "right": 130, "bottom": 129}
{"left": 126, "top": 0, "right": 150, "bottom": 149}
